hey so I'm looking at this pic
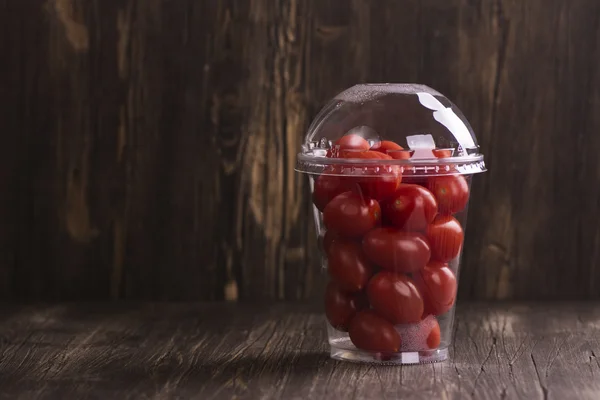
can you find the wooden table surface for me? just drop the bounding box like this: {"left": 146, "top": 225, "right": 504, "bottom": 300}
{"left": 1, "top": 302, "right": 599, "bottom": 399}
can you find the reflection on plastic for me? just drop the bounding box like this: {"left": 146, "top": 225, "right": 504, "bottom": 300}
{"left": 406, "top": 134, "right": 436, "bottom": 159}
{"left": 416, "top": 92, "right": 476, "bottom": 151}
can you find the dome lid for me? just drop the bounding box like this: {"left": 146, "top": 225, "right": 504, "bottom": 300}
{"left": 296, "top": 84, "right": 485, "bottom": 177}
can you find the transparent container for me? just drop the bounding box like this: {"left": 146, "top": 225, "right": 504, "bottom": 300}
{"left": 295, "top": 84, "right": 486, "bottom": 364}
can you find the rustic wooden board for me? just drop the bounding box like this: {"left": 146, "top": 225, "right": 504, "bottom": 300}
{"left": 0, "top": 302, "right": 599, "bottom": 399}
{"left": 2, "top": 0, "right": 600, "bottom": 300}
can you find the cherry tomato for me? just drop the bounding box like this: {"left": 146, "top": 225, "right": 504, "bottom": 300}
{"left": 401, "top": 177, "right": 428, "bottom": 190}
{"left": 327, "top": 134, "right": 370, "bottom": 157}
{"left": 426, "top": 216, "right": 464, "bottom": 262}
{"left": 341, "top": 151, "right": 402, "bottom": 201}
{"left": 327, "top": 239, "right": 373, "bottom": 292}
{"left": 367, "top": 271, "right": 423, "bottom": 324}
{"left": 426, "top": 320, "right": 442, "bottom": 348}
{"left": 313, "top": 174, "right": 352, "bottom": 212}
{"left": 323, "top": 192, "right": 381, "bottom": 238}
{"left": 388, "top": 150, "right": 412, "bottom": 160}
{"left": 339, "top": 148, "right": 382, "bottom": 159}
{"left": 324, "top": 281, "right": 368, "bottom": 331}
{"left": 360, "top": 169, "right": 402, "bottom": 202}
{"left": 432, "top": 149, "right": 453, "bottom": 158}
{"left": 397, "top": 316, "right": 441, "bottom": 351}
{"left": 371, "top": 141, "right": 411, "bottom": 160}
{"left": 414, "top": 261, "right": 457, "bottom": 316}
{"left": 371, "top": 140, "right": 403, "bottom": 154}
{"left": 348, "top": 310, "right": 401, "bottom": 352}
{"left": 363, "top": 228, "right": 431, "bottom": 273}
{"left": 337, "top": 134, "right": 370, "bottom": 151}
{"left": 427, "top": 175, "right": 469, "bottom": 215}
{"left": 382, "top": 184, "right": 438, "bottom": 231}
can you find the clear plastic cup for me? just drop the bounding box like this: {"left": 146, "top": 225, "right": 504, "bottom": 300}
{"left": 295, "top": 84, "right": 486, "bottom": 364}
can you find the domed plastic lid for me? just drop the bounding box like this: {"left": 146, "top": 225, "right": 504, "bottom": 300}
{"left": 296, "top": 84, "right": 486, "bottom": 177}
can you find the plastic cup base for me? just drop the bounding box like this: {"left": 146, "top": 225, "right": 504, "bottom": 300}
{"left": 329, "top": 345, "right": 448, "bottom": 365}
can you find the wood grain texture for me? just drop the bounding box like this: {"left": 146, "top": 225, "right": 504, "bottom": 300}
{"left": 1, "top": 302, "right": 600, "bottom": 399}
{"left": 1, "top": 0, "right": 600, "bottom": 300}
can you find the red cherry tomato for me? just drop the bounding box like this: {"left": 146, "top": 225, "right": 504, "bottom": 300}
{"left": 414, "top": 261, "right": 457, "bottom": 316}
{"left": 339, "top": 148, "right": 381, "bottom": 159}
{"left": 426, "top": 216, "right": 464, "bottom": 262}
{"left": 323, "top": 192, "right": 381, "bottom": 238}
{"left": 427, "top": 175, "right": 469, "bottom": 215}
{"left": 327, "top": 134, "right": 370, "bottom": 157}
{"left": 363, "top": 228, "right": 431, "bottom": 273}
{"left": 432, "top": 149, "right": 453, "bottom": 158}
{"left": 382, "top": 184, "right": 438, "bottom": 231}
{"left": 348, "top": 310, "right": 401, "bottom": 352}
{"left": 371, "top": 141, "right": 411, "bottom": 160}
{"left": 340, "top": 151, "right": 402, "bottom": 201}
{"left": 313, "top": 174, "right": 352, "bottom": 212}
{"left": 389, "top": 152, "right": 412, "bottom": 160}
{"left": 367, "top": 271, "right": 423, "bottom": 324}
{"left": 325, "top": 281, "right": 368, "bottom": 331}
{"left": 426, "top": 320, "right": 442, "bottom": 348}
{"left": 401, "top": 176, "right": 428, "bottom": 187}
{"left": 397, "top": 316, "right": 441, "bottom": 351}
{"left": 360, "top": 172, "right": 402, "bottom": 202}
{"left": 371, "top": 140, "right": 403, "bottom": 154}
{"left": 327, "top": 239, "right": 374, "bottom": 292}
{"left": 337, "top": 134, "right": 370, "bottom": 150}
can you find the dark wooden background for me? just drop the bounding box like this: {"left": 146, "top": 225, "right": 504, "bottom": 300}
{"left": 2, "top": 0, "right": 600, "bottom": 301}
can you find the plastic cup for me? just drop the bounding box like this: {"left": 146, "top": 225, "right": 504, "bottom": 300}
{"left": 296, "top": 84, "right": 486, "bottom": 364}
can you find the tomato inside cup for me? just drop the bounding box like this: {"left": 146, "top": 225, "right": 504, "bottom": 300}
{"left": 296, "top": 84, "right": 486, "bottom": 364}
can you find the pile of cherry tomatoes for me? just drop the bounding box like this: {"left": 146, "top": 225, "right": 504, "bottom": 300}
{"left": 315, "top": 134, "right": 469, "bottom": 355}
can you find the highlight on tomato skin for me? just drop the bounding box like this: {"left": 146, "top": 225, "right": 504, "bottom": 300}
{"left": 326, "top": 134, "right": 370, "bottom": 157}
{"left": 362, "top": 228, "right": 431, "bottom": 273}
{"left": 348, "top": 310, "right": 402, "bottom": 353}
{"left": 413, "top": 261, "right": 458, "bottom": 317}
{"left": 426, "top": 215, "right": 464, "bottom": 262}
{"left": 323, "top": 191, "right": 381, "bottom": 239}
{"left": 327, "top": 239, "right": 374, "bottom": 293}
{"left": 337, "top": 134, "right": 370, "bottom": 151}
{"left": 324, "top": 281, "right": 368, "bottom": 332}
{"left": 367, "top": 271, "right": 424, "bottom": 325}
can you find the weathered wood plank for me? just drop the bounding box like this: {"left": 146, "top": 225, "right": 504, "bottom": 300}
{"left": 2, "top": 0, "right": 600, "bottom": 300}
{"left": 0, "top": 303, "right": 599, "bottom": 399}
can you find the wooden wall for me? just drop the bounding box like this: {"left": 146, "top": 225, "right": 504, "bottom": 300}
{"left": 2, "top": 0, "right": 600, "bottom": 301}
